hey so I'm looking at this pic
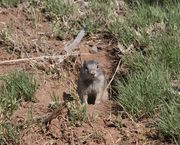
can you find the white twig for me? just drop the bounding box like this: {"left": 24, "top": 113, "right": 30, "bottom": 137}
{"left": 0, "top": 53, "right": 78, "bottom": 65}
{"left": 105, "top": 59, "right": 121, "bottom": 90}
{"left": 0, "top": 53, "right": 93, "bottom": 65}
{"left": 64, "top": 29, "right": 85, "bottom": 53}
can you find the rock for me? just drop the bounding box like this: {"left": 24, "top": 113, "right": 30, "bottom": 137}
{"left": 49, "top": 118, "right": 62, "bottom": 139}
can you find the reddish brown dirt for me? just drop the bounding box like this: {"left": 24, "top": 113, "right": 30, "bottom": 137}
{"left": 0, "top": 4, "right": 175, "bottom": 145}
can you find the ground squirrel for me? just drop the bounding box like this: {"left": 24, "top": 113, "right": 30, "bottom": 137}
{"left": 77, "top": 60, "right": 109, "bottom": 104}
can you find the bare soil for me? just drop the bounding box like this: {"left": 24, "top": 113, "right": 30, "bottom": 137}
{"left": 0, "top": 4, "right": 175, "bottom": 145}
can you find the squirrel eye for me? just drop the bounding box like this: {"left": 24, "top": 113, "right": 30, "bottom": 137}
{"left": 85, "top": 66, "right": 88, "bottom": 71}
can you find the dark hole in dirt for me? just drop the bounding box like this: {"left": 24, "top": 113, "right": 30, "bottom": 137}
{"left": 87, "top": 94, "right": 96, "bottom": 104}
{"left": 63, "top": 92, "right": 74, "bottom": 102}
{"left": 83, "top": 141, "right": 87, "bottom": 144}
{"left": 111, "top": 102, "right": 124, "bottom": 116}
{"left": 146, "top": 134, "right": 160, "bottom": 141}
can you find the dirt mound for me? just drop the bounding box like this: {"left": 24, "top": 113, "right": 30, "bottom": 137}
{"left": 11, "top": 100, "right": 170, "bottom": 145}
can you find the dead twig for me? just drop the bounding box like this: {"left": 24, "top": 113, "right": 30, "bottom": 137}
{"left": 64, "top": 29, "right": 85, "bottom": 53}
{"left": 105, "top": 59, "right": 135, "bottom": 122}
{"left": 0, "top": 53, "right": 92, "bottom": 65}
{"left": 0, "top": 28, "right": 86, "bottom": 65}
{"left": 105, "top": 59, "right": 122, "bottom": 90}
{"left": 106, "top": 130, "right": 115, "bottom": 145}
{"left": 105, "top": 59, "right": 121, "bottom": 124}
{"left": 42, "top": 103, "right": 67, "bottom": 126}
{"left": 0, "top": 53, "right": 79, "bottom": 65}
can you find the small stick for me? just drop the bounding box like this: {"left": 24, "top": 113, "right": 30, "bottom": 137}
{"left": 105, "top": 59, "right": 135, "bottom": 122}
{"left": 0, "top": 53, "right": 93, "bottom": 65}
{"left": 105, "top": 59, "right": 121, "bottom": 122}
{"left": 0, "top": 53, "right": 78, "bottom": 65}
{"left": 105, "top": 59, "right": 122, "bottom": 90}
{"left": 42, "top": 103, "right": 66, "bottom": 125}
{"left": 106, "top": 130, "right": 115, "bottom": 145}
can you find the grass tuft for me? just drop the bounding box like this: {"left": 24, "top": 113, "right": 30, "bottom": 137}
{"left": 0, "top": 70, "right": 37, "bottom": 117}
{"left": 108, "top": 20, "right": 136, "bottom": 46}
{"left": 0, "top": 0, "right": 20, "bottom": 7}
{"left": 67, "top": 100, "right": 87, "bottom": 127}
{"left": 115, "top": 64, "right": 171, "bottom": 118}
{"left": 48, "top": 92, "right": 60, "bottom": 110}
{"left": 0, "top": 122, "right": 19, "bottom": 145}
{"left": 157, "top": 94, "right": 180, "bottom": 142}
{"left": 129, "top": 5, "right": 165, "bottom": 27}
{"left": 151, "top": 36, "right": 180, "bottom": 76}
{"left": 44, "top": 0, "right": 77, "bottom": 17}
{"left": 114, "top": 1, "right": 180, "bottom": 141}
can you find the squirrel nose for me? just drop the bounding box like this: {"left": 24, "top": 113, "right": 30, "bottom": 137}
{"left": 90, "top": 71, "right": 96, "bottom": 76}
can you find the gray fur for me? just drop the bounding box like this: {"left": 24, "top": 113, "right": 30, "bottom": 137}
{"left": 77, "top": 60, "right": 109, "bottom": 104}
